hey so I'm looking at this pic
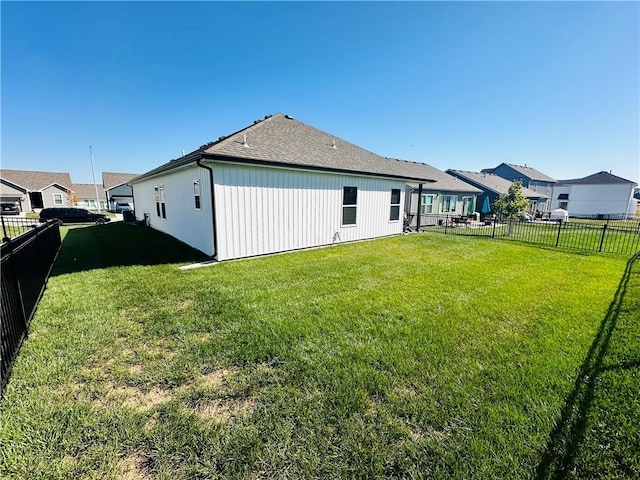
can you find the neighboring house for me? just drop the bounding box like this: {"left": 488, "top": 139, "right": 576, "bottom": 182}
{"left": 0, "top": 169, "right": 73, "bottom": 212}
{"left": 481, "top": 163, "right": 555, "bottom": 213}
{"left": 404, "top": 165, "right": 482, "bottom": 227}
{"left": 103, "top": 172, "right": 138, "bottom": 211}
{"left": 445, "top": 170, "right": 549, "bottom": 215}
{"left": 550, "top": 171, "right": 637, "bottom": 219}
{"left": 130, "top": 113, "right": 442, "bottom": 261}
{"left": 70, "top": 183, "right": 108, "bottom": 211}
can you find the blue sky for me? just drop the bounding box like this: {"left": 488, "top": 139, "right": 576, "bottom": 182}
{"left": 2, "top": 1, "right": 639, "bottom": 184}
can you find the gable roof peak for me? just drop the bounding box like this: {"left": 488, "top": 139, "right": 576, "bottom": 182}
{"left": 132, "top": 113, "right": 443, "bottom": 184}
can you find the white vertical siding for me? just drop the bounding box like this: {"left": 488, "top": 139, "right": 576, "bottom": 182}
{"left": 550, "top": 184, "right": 635, "bottom": 217}
{"left": 213, "top": 163, "right": 405, "bottom": 261}
{"left": 132, "top": 166, "right": 215, "bottom": 256}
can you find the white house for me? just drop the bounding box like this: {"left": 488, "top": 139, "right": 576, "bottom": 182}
{"left": 550, "top": 171, "right": 637, "bottom": 219}
{"left": 130, "top": 113, "right": 450, "bottom": 261}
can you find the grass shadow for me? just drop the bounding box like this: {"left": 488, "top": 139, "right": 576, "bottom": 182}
{"left": 51, "top": 222, "right": 209, "bottom": 276}
{"left": 535, "top": 251, "right": 640, "bottom": 479}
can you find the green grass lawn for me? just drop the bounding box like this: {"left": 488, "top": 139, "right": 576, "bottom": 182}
{"left": 1, "top": 224, "right": 638, "bottom": 479}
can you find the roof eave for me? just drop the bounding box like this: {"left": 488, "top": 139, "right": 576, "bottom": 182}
{"left": 0, "top": 178, "right": 28, "bottom": 192}
{"left": 201, "top": 154, "right": 437, "bottom": 184}
{"left": 40, "top": 183, "right": 72, "bottom": 192}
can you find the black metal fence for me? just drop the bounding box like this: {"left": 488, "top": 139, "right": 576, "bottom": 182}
{"left": 1, "top": 220, "right": 61, "bottom": 397}
{"left": 412, "top": 214, "right": 640, "bottom": 256}
{"left": 1, "top": 216, "right": 41, "bottom": 241}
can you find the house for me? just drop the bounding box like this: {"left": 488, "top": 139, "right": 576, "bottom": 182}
{"left": 445, "top": 170, "right": 549, "bottom": 215}
{"left": 550, "top": 171, "right": 637, "bottom": 219}
{"left": 404, "top": 165, "right": 482, "bottom": 227}
{"left": 103, "top": 172, "right": 137, "bottom": 211}
{"left": 481, "top": 163, "right": 555, "bottom": 213}
{"left": 0, "top": 169, "right": 73, "bottom": 212}
{"left": 70, "top": 183, "right": 108, "bottom": 211}
{"left": 130, "top": 113, "right": 444, "bottom": 261}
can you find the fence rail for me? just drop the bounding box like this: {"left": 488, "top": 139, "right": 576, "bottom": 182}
{"left": 1, "top": 220, "right": 61, "bottom": 397}
{"left": 1, "top": 216, "right": 41, "bottom": 241}
{"left": 412, "top": 214, "right": 640, "bottom": 256}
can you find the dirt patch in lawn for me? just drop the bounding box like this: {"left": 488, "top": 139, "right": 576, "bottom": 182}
{"left": 189, "top": 395, "right": 258, "bottom": 424}
{"left": 200, "top": 368, "right": 234, "bottom": 389}
{"left": 117, "top": 451, "right": 154, "bottom": 480}
{"left": 103, "top": 384, "right": 174, "bottom": 411}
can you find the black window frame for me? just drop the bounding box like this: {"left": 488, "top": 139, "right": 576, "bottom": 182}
{"left": 194, "top": 180, "right": 201, "bottom": 210}
{"left": 390, "top": 188, "right": 401, "bottom": 221}
{"left": 155, "top": 185, "right": 166, "bottom": 219}
{"left": 342, "top": 186, "right": 357, "bottom": 226}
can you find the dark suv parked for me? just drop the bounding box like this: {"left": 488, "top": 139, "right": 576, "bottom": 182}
{"left": 1, "top": 202, "right": 20, "bottom": 215}
{"left": 39, "top": 208, "right": 111, "bottom": 225}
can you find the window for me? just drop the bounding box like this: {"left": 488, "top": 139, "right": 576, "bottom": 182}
{"left": 194, "top": 180, "right": 201, "bottom": 210}
{"left": 420, "top": 194, "right": 434, "bottom": 214}
{"left": 154, "top": 187, "right": 160, "bottom": 216}
{"left": 390, "top": 189, "right": 401, "bottom": 221}
{"left": 439, "top": 194, "right": 458, "bottom": 213}
{"left": 462, "top": 196, "right": 475, "bottom": 214}
{"left": 342, "top": 186, "right": 357, "bottom": 225}
{"left": 53, "top": 193, "right": 63, "bottom": 205}
{"left": 559, "top": 201, "right": 568, "bottom": 210}
{"left": 155, "top": 186, "right": 166, "bottom": 218}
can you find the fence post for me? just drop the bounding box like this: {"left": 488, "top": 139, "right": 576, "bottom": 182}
{"left": 598, "top": 224, "right": 608, "bottom": 253}
{"left": 33, "top": 223, "right": 47, "bottom": 280}
{"left": 1, "top": 216, "right": 7, "bottom": 241}
{"left": 555, "top": 219, "right": 563, "bottom": 247}
{"left": 492, "top": 216, "right": 497, "bottom": 238}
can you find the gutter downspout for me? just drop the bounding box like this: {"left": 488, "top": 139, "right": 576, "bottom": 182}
{"left": 196, "top": 158, "right": 219, "bottom": 260}
{"left": 416, "top": 183, "right": 423, "bottom": 232}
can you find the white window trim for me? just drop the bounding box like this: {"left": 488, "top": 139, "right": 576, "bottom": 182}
{"left": 420, "top": 194, "right": 434, "bottom": 214}
{"left": 155, "top": 185, "right": 166, "bottom": 219}
{"left": 462, "top": 196, "right": 475, "bottom": 215}
{"left": 439, "top": 194, "right": 458, "bottom": 213}
{"left": 52, "top": 193, "right": 64, "bottom": 205}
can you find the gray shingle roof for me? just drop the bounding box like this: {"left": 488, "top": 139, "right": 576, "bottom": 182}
{"left": 556, "top": 171, "right": 637, "bottom": 186}
{"left": 500, "top": 163, "right": 556, "bottom": 183}
{"left": 71, "top": 183, "right": 103, "bottom": 199}
{"left": 0, "top": 169, "right": 72, "bottom": 191}
{"left": 102, "top": 172, "right": 139, "bottom": 189}
{"left": 446, "top": 170, "right": 548, "bottom": 199}
{"left": 406, "top": 163, "right": 481, "bottom": 193}
{"left": 132, "top": 113, "right": 441, "bottom": 184}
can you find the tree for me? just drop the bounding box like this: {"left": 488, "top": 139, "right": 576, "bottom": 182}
{"left": 492, "top": 180, "right": 530, "bottom": 218}
{"left": 67, "top": 190, "right": 80, "bottom": 207}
